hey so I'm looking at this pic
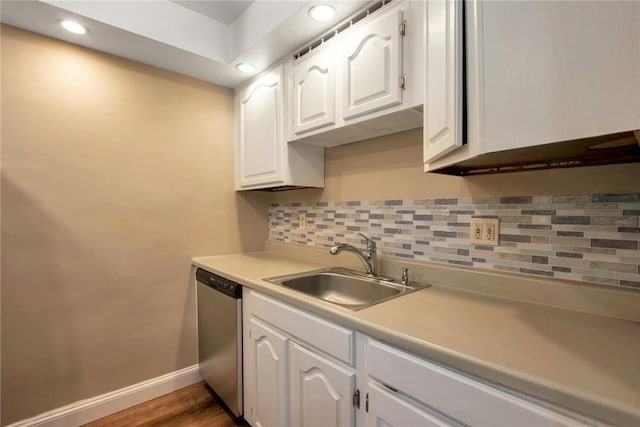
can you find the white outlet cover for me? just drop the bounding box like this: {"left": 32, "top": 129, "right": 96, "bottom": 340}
{"left": 470, "top": 218, "right": 499, "bottom": 246}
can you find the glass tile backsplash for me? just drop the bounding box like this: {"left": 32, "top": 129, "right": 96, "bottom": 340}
{"left": 269, "top": 193, "right": 640, "bottom": 289}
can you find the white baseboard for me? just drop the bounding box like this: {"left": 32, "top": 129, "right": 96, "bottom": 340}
{"left": 8, "top": 365, "right": 202, "bottom": 427}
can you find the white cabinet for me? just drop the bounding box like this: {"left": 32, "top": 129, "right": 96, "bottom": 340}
{"left": 243, "top": 290, "right": 356, "bottom": 427}
{"left": 244, "top": 317, "right": 289, "bottom": 427}
{"left": 291, "top": 47, "right": 336, "bottom": 136}
{"left": 289, "top": 343, "right": 356, "bottom": 427}
{"left": 287, "top": 0, "right": 424, "bottom": 147}
{"left": 477, "top": 1, "right": 639, "bottom": 151}
{"left": 423, "top": 0, "right": 464, "bottom": 163}
{"left": 341, "top": 4, "right": 404, "bottom": 120}
{"left": 364, "top": 338, "right": 593, "bottom": 427}
{"left": 366, "top": 380, "right": 457, "bottom": 427}
{"left": 235, "top": 64, "right": 324, "bottom": 191}
{"left": 425, "top": 0, "right": 640, "bottom": 172}
{"left": 236, "top": 67, "right": 283, "bottom": 188}
{"left": 243, "top": 290, "right": 595, "bottom": 427}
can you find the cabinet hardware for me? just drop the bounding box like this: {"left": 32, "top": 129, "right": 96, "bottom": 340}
{"left": 400, "top": 74, "right": 407, "bottom": 89}
{"left": 352, "top": 388, "right": 361, "bottom": 408}
{"left": 365, "top": 392, "right": 369, "bottom": 412}
{"left": 400, "top": 19, "right": 407, "bottom": 36}
{"left": 401, "top": 267, "right": 409, "bottom": 285}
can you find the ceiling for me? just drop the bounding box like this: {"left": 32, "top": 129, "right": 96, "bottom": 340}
{"left": 171, "top": 1, "right": 255, "bottom": 25}
{"left": 0, "top": 0, "right": 369, "bottom": 88}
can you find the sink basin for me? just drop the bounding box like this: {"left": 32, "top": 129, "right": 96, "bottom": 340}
{"left": 265, "top": 267, "right": 428, "bottom": 310}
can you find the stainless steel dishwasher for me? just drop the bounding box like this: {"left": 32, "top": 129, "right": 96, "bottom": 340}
{"left": 196, "top": 268, "right": 243, "bottom": 418}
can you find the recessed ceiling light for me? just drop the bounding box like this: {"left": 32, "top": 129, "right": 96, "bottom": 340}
{"left": 236, "top": 63, "right": 255, "bottom": 73}
{"left": 308, "top": 4, "right": 335, "bottom": 22}
{"left": 61, "top": 20, "right": 87, "bottom": 34}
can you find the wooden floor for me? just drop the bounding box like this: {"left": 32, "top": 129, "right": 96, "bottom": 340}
{"left": 84, "top": 381, "right": 246, "bottom": 427}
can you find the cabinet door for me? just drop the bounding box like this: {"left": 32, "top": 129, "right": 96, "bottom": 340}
{"left": 244, "top": 317, "right": 289, "bottom": 427}
{"left": 237, "top": 67, "right": 284, "bottom": 188}
{"left": 292, "top": 48, "right": 336, "bottom": 135}
{"left": 341, "top": 4, "right": 404, "bottom": 120}
{"left": 423, "top": 0, "right": 464, "bottom": 164}
{"left": 289, "top": 343, "right": 356, "bottom": 427}
{"left": 366, "top": 381, "right": 457, "bottom": 427}
{"left": 480, "top": 1, "right": 640, "bottom": 152}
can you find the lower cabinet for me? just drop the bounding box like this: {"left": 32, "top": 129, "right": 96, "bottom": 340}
{"left": 243, "top": 290, "right": 601, "bottom": 427}
{"left": 243, "top": 290, "right": 357, "bottom": 427}
{"left": 364, "top": 339, "right": 592, "bottom": 427}
{"left": 366, "top": 380, "right": 458, "bottom": 427}
{"left": 290, "top": 343, "right": 356, "bottom": 427}
{"left": 244, "top": 317, "right": 289, "bottom": 427}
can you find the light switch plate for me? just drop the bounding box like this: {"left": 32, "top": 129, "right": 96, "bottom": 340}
{"left": 470, "top": 218, "right": 499, "bottom": 245}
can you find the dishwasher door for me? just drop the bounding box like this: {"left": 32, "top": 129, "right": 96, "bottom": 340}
{"left": 196, "top": 268, "right": 243, "bottom": 418}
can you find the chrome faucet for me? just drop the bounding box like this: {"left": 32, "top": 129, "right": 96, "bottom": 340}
{"left": 330, "top": 233, "right": 378, "bottom": 277}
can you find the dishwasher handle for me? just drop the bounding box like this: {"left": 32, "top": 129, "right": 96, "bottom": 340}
{"left": 196, "top": 268, "right": 242, "bottom": 299}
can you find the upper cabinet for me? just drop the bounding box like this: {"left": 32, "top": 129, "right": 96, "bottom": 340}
{"left": 235, "top": 64, "right": 324, "bottom": 191}
{"left": 235, "top": 1, "right": 427, "bottom": 190}
{"left": 341, "top": 5, "right": 404, "bottom": 120}
{"left": 291, "top": 46, "right": 336, "bottom": 136}
{"left": 236, "top": 67, "right": 283, "bottom": 188}
{"left": 235, "top": 0, "right": 639, "bottom": 189}
{"left": 286, "top": 0, "right": 425, "bottom": 147}
{"left": 424, "top": 0, "right": 640, "bottom": 173}
{"left": 422, "top": 0, "right": 464, "bottom": 163}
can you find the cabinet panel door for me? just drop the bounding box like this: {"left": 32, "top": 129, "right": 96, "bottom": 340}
{"left": 289, "top": 343, "right": 355, "bottom": 427}
{"left": 423, "top": 0, "right": 464, "bottom": 164}
{"left": 292, "top": 48, "right": 336, "bottom": 135}
{"left": 366, "top": 381, "right": 457, "bottom": 427}
{"left": 481, "top": 1, "right": 640, "bottom": 151}
{"left": 245, "top": 317, "right": 289, "bottom": 427}
{"left": 238, "top": 69, "right": 284, "bottom": 188}
{"left": 342, "top": 5, "right": 403, "bottom": 120}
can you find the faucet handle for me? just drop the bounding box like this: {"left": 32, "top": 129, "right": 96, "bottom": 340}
{"left": 357, "top": 233, "right": 376, "bottom": 250}
{"left": 401, "top": 267, "right": 409, "bottom": 285}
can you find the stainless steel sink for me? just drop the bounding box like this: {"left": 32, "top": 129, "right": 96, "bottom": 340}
{"left": 265, "top": 267, "right": 428, "bottom": 311}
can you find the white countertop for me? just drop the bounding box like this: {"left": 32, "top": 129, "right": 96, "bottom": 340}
{"left": 193, "top": 250, "right": 640, "bottom": 426}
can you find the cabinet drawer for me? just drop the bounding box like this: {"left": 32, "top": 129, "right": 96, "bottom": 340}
{"left": 246, "top": 290, "right": 354, "bottom": 365}
{"left": 367, "top": 339, "right": 589, "bottom": 426}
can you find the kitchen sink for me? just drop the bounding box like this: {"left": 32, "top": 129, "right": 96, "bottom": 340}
{"left": 265, "top": 267, "right": 428, "bottom": 311}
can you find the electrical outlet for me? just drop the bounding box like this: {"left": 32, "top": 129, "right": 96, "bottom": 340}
{"left": 470, "top": 218, "right": 499, "bottom": 246}
{"left": 298, "top": 213, "right": 306, "bottom": 229}
{"left": 485, "top": 222, "right": 497, "bottom": 242}
{"left": 472, "top": 222, "right": 483, "bottom": 240}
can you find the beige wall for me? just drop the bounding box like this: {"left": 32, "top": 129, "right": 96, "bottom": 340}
{"left": 1, "top": 26, "right": 268, "bottom": 424}
{"left": 271, "top": 128, "right": 640, "bottom": 204}
{"left": 3, "top": 21, "right": 639, "bottom": 426}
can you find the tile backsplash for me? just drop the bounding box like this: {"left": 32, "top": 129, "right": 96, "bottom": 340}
{"left": 269, "top": 193, "right": 640, "bottom": 289}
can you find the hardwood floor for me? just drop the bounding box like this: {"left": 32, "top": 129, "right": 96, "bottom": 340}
{"left": 84, "top": 381, "right": 246, "bottom": 427}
